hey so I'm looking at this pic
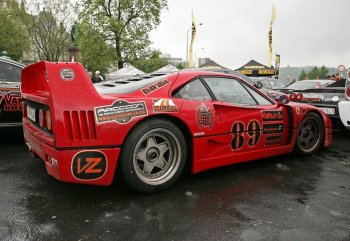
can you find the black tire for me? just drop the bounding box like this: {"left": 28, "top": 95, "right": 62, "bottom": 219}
{"left": 294, "top": 112, "right": 324, "bottom": 155}
{"left": 119, "top": 118, "right": 187, "bottom": 193}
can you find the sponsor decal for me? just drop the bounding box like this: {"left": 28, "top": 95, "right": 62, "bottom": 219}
{"left": 262, "top": 110, "right": 284, "bottom": 121}
{"left": 247, "top": 120, "right": 261, "bottom": 147}
{"left": 141, "top": 79, "right": 170, "bottom": 95}
{"left": 265, "top": 135, "right": 283, "bottom": 146}
{"left": 72, "top": 151, "right": 107, "bottom": 180}
{"left": 0, "top": 94, "right": 22, "bottom": 111}
{"left": 231, "top": 120, "right": 262, "bottom": 150}
{"left": 59, "top": 68, "right": 75, "bottom": 81}
{"left": 194, "top": 132, "right": 205, "bottom": 137}
{"left": 295, "top": 107, "right": 306, "bottom": 116}
{"left": 152, "top": 98, "right": 178, "bottom": 113}
{"left": 301, "top": 93, "right": 324, "bottom": 102}
{"left": 196, "top": 103, "right": 214, "bottom": 130}
{"left": 231, "top": 121, "right": 245, "bottom": 150}
{"left": 0, "top": 82, "right": 21, "bottom": 94}
{"left": 263, "top": 123, "right": 284, "bottom": 134}
{"left": 95, "top": 99, "right": 147, "bottom": 124}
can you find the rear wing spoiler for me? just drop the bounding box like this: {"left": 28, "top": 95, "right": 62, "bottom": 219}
{"left": 21, "top": 61, "right": 102, "bottom": 107}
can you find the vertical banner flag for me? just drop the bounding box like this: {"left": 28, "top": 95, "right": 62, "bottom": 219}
{"left": 275, "top": 54, "right": 280, "bottom": 76}
{"left": 346, "top": 68, "right": 350, "bottom": 100}
{"left": 268, "top": 4, "right": 276, "bottom": 67}
{"left": 189, "top": 10, "right": 196, "bottom": 68}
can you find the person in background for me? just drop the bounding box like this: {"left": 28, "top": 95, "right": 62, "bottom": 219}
{"left": 89, "top": 71, "right": 98, "bottom": 83}
{"left": 95, "top": 70, "right": 103, "bottom": 82}
{"left": 335, "top": 73, "right": 341, "bottom": 81}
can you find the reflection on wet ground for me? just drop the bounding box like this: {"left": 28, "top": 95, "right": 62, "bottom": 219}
{"left": 0, "top": 127, "right": 349, "bottom": 241}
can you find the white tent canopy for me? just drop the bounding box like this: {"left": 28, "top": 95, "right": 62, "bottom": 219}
{"left": 154, "top": 64, "right": 179, "bottom": 73}
{"left": 106, "top": 63, "right": 145, "bottom": 80}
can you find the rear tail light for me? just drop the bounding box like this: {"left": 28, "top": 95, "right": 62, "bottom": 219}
{"left": 345, "top": 85, "right": 350, "bottom": 99}
{"left": 39, "top": 109, "right": 46, "bottom": 128}
{"left": 296, "top": 93, "right": 303, "bottom": 101}
{"left": 290, "top": 93, "right": 296, "bottom": 101}
{"left": 46, "top": 110, "right": 52, "bottom": 131}
{"left": 22, "top": 102, "right": 27, "bottom": 117}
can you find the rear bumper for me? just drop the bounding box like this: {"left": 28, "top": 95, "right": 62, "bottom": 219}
{"left": 339, "top": 101, "right": 350, "bottom": 130}
{"left": 306, "top": 103, "right": 339, "bottom": 118}
{"left": 23, "top": 124, "right": 120, "bottom": 186}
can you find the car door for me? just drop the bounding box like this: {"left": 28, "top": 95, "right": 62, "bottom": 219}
{"left": 202, "top": 76, "right": 290, "bottom": 153}
{"left": 172, "top": 77, "right": 227, "bottom": 137}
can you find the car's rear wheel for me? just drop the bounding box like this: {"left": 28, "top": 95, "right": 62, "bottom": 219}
{"left": 119, "top": 119, "right": 187, "bottom": 193}
{"left": 294, "top": 112, "right": 324, "bottom": 155}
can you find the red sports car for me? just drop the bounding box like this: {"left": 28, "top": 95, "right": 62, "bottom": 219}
{"left": 22, "top": 62, "right": 332, "bottom": 193}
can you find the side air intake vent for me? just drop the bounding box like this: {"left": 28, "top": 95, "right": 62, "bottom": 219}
{"left": 63, "top": 111, "right": 96, "bottom": 140}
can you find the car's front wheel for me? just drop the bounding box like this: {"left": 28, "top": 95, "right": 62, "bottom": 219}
{"left": 119, "top": 118, "right": 187, "bottom": 193}
{"left": 294, "top": 112, "right": 324, "bottom": 155}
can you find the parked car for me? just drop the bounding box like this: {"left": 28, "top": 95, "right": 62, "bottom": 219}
{"left": 0, "top": 57, "right": 25, "bottom": 127}
{"left": 22, "top": 62, "right": 332, "bottom": 193}
{"left": 278, "top": 79, "right": 335, "bottom": 94}
{"left": 251, "top": 77, "right": 289, "bottom": 90}
{"left": 339, "top": 71, "right": 350, "bottom": 131}
{"left": 289, "top": 79, "right": 346, "bottom": 120}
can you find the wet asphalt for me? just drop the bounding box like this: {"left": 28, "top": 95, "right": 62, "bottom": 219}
{"left": 0, "top": 126, "right": 349, "bottom": 241}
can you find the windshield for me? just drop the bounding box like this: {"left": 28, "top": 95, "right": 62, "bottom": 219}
{"left": 0, "top": 61, "right": 23, "bottom": 83}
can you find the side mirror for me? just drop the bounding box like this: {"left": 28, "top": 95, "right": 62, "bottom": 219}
{"left": 255, "top": 81, "right": 263, "bottom": 89}
{"left": 277, "top": 95, "right": 289, "bottom": 107}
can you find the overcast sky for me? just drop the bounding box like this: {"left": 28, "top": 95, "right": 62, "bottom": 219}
{"left": 149, "top": 0, "right": 349, "bottom": 69}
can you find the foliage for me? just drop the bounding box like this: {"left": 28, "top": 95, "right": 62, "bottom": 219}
{"left": 131, "top": 57, "right": 169, "bottom": 73}
{"left": 77, "top": 19, "right": 116, "bottom": 73}
{"left": 176, "top": 62, "right": 184, "bottom": 70}
{"left": 0, "top": 0, "right": 31, "bottom": 61}
{"left": 78, "top": 0, "right": 167, "bottom": 69}
{"left": 298, "top": 66, "right": 329, "bottom": 80}
{"left": 280, "top": 66, "right": 337, "bottom": 84}
{"left": 299, "top": 69, "right": 307, "bottom": 81}
{"left": 26, "top": 0, "right": 74, "bottom": 61}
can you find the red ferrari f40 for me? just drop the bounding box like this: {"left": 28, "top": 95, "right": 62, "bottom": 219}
{"left": 22, "top": 62, "right": 332, "bottom": 192}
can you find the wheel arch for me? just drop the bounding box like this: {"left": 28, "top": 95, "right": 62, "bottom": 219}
{"left": 298, "top": 110, "right": 327, "bottom": 152}
{"left": 307, "top": 109, "right": 332, "bottom": 147}
{"left": 116, "top": 114, "right": 194, "bottom": 177}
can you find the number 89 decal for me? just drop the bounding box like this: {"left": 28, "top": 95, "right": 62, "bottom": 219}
{"left": 231, "top": 120, "right": 261, "bottom": 150}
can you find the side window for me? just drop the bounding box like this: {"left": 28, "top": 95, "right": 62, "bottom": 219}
{"left": 0, "top": 62, "right": 22, "bottom": 82}
{"left": 203, "top": 77, "right": 257, "bottom": 105}
{"left": 173, "top": 78, "right": 212, "bottom": 101}
{"left": 244, "top": 84, "right": 274, "bottom": 105}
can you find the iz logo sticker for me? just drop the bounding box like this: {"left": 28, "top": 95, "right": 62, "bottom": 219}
{"left": 72, "top": 151, "right": 107, "bottom": 180}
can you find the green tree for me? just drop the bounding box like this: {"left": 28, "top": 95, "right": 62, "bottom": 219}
{"left": 25, "top": 0, "right": 74, "bottom": 61}
{"left": 176, "top": 62, "right": 184, "bottom": 70}
{"left": 299, "top": 69, "right": 307, "bottom": 80}
{"left": 78, "top": 0, "right": 167, "bottom": 69}
{"left": 308, "top": 66, "right": 318, "bottom": 79}
{"left": 131, "top": 57, "right": 169, "bottom": 73}
{"left": 0, "top": 0, "right": 30, "bottom": 61}
{"left": 298, "top": 66, "right": 329, "bottom": 80}
{"left": 319, "top": 66, "right": 329, "bottom": 78}
{"left": 77, "top": 19, "right": 116, "bottom": 73}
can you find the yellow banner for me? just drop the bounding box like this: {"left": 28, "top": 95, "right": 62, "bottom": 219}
{"left": 239, "top": 70, "right": 253, "bottom": 75}
{"left": 268, "top": 4, "right": 276, "bottom": 67}
{"left": 189, "top": 11, "right": 196, "bottom": 68}
{"left": 259, "top": 69, "right": 275, "bottom": 75}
